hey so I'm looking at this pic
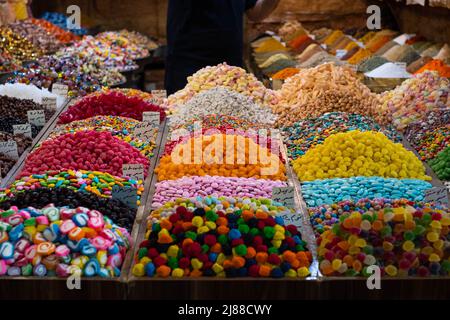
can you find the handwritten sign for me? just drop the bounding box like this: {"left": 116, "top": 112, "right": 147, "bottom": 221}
{"left": 122, "top": 164, "right": 144, "bottom": 182}
{"left": 133, "top": 122, "right": 153, "bottom": 142}
{"left": 142, "top": 112, "right": 160, "bottom": 127}
{"left": 151, "top": 90, "right": 167, "bottom": 99}
{"left": 41, "top": 96, "right": 57, "bottom": 111}
{"left": 52, "top": 83, "right": 68, "bottom": 97}
{"left": 13, "top": 124, "right": 32, "bottom": 138}
{"left": 27, "top": 110, "right": 45, "bottom": 126}
{"left": 276, "top": 212, "right": 303, "bottom": 230}
{"left": 272, "top": 186, "right": 295, "bottom": 208}
{"left": 425, "top": 187, "right": 449, "bottom": 207}
{"left": 112, "top": 185, "right": 138, "bottom": 209}
{"left": 0, "top": 140, "right": 19, "bottom": 160}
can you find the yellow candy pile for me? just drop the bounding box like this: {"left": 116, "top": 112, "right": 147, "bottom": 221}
{"left": 292, "top": 131, "right": 431, "bottom": 181}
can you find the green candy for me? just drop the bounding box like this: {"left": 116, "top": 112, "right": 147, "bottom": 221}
{"left": 238, "top": 224, "right": 249, "bottom": 234}
{"left": 185, "top": 231, "right": 197, "bottom": 240}
{"left": 21, "top": 264, "right": 33, "bottom": 276}
{"left": 263, "top": 226, "right": 275, "bottom": 239}
{"left": 218, "top": 234, "right": 228, "bottom": 245}
{"left": 234, "top": 244, "right": 247, "bottom": 256}
{"left": 168, "top": 257, "right": 178, "bottom": 269}
{"left": 24, "top": 218, "right": 36, "bottom": 227}
{"left": 268, "top": 247, "right": 278, "bottom": 255}
{"left": 138, "top": 247, "right": 148, "bottom": 260}
{"left": 205, "top": 210, "right": 218, "bottom": 222}
{"left": 201, "top": 244, "right": 209, "bottom": 253}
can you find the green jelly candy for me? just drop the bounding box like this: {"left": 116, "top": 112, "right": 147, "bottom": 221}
{"left": 138, "top": 247, "right": 148, "bottom": 260}
{"left": 168, "top": 257, "right": 178, "bottom": 269}
{"left": 22, "top": 264, "right": 33, "bottom": 276}
{"left": 205, "top": 210, "right": 218, "bottom": 221}
{"left": 234, "top": 244, "right": 247, "bottom": 256}
{"left": 185, "top": 231, "right": 197, "bottom": 240}
{"left": 404, "top": 231, "right": 415, "bottom": 241}
{"left": 238, "top": 224, "right": 249, "bottom": 234}
{"left": 218, "top": 234, "right": 228, "bottom": 245}
{"left": 268, "top": 247, "right": 278, "bottom": 255}
{"left": 363, "top": 245, "right": 373, "bottom": 255}
{"left": 413, "top": 225, "right": 426, "bottom": 235}
{"left": 263, "top": 226, "right": 275, "bottom": 239}
{"left": 201, "top": 244, "right": 209, "bottom": 253}
{"left": 250, "top": 228, "right": 260, "bottom": 236}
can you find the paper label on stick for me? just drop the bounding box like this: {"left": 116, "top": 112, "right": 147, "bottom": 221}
{"left": 272, "top": 186, "right": 295, "bottom": 208}
{"left": 52, "top": 83, "right": 68, "bottom": 97}
{"left": 13, "top": 124, "right": 32, "bottom": 138}
{"left": 27, "top": 110, "right": 46, "bottom": 126}
{"left": 133, "top": 122, "right": 154, "bottom": 142}
{"left": 424, "top": 187, "right": 449, "bottom": 207}
{"left": 336, "top": 50, "right": 348, "bottom": 59}
{"left": 394, "top": 62, "right": 407, "bottom": 71}
{"left": 112, "top": 185, "right": 138, "bottom": 209}
{"left": 0, "top": 140, "right": 19, "bottom": 160}
{"left": 122, "top": 164, "right": 144, "bottom": 182}
{"left": 276, "top": 212, "right": 303, "bottom": 230}
{"left": 142, "top": 112, "right": 160, "bottom": 127}
{"left": 41, "top": 96, "right": 57, "bottom": 111}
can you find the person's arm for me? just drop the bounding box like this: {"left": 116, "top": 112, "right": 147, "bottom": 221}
{"left": 246, "top": 0, "right": 280, "bottom": 22}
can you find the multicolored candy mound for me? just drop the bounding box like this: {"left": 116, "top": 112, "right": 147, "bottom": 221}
{"left": 133, "top": 197, "right": 312, "bottom": 278}
{"left": 0, "top": 205, "right": 131, "bottom": 277}
{"left": 313, "top": 198, "right": 450, "bottom": 277}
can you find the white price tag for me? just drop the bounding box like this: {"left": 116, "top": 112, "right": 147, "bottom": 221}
{"left": 112, "top": 185, "right": 138, "bottom": 209}
{"left": 272, "top": 186, "right": 295, "bottom": 208}
{"left": 133, "top": 122, "right": 153, "bottom": 142}
{"left": 394, "top": 62, "right": 407, "bottom": 70}
{"left": 27, "top": 110, "right": 46, "bottom": 126}
{"left": 122, "top": 164, "right": 144, "bottom": 182}
{"left": 41, "top": 96, "right": 57, "bottom": 111}
{"left": 276, "top": 212, "right": 303, "bottom": 230}
{"left": 336, "top": 50, "right": 348, "bottom": 59}
{"left": 142, "top": 112, "right": 160, "bottom": 127}
{"left": 52, "top": 83, "right": 68, "bottom": 97}
{"left": 13, "top": 124, "right": 32, "bottom": 138}
{"left": 151, "top": 90, "right": 167, "bottom": 99}
{"left": 425, "top": 187, "right": 449, "bottom": 207}
{"left": 0, "top": 140, "right": 19, "bottom": 160}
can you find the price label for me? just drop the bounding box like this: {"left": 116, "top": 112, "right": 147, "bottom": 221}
{"left": 142, "top": 112, "right": 160, "bottom": 127}
{"left": 27, "top": 110, "right": 46, "bottom": 126}
{"left": 170, "top": 128, "right": 187, "bottom": 141}
{"left": 276, "top": 212, "right": 303, "bottom": 230}
{"left": 424, "top": 187, "right": 449, "bottom": 207}
{"left": 13, "top": 124, "right": 32, "bottom": 138}
{"left": 41, "top": 96, "right": 57, "bottom": 111}
{"left": 133, "top": 122, "right": 153, "bottom": 142}
{"left": 151, "top": 90, "right": 167, "bottom": 99}
{"left": 112, "top": 185, "right": 138, "bottom": 209}
{"left": 52, "top": 83, "right": 68, "bottom": 97}
{"left": 320, "top": 44, "right": 328, "bottom": 50}
{"left": 0, "top": 140, "right": 19, "bottom": 160}
{"left": 122, "top": 164, "right": 144, "bottom": 182}
{"left": 272, "top": 186, "right": 295, "bottom": 208}
{"left": 336, "top": 50, "right": 348, "bottom": 59}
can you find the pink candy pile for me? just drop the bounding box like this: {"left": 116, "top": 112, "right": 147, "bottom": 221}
{"left": 58, "top": 91, "right": 166, "bottom": 124}
{"left": 151, "top": 175, "right": 288, "bottom": 208}
{"left": 19, "top": 131, "right": 150, "bottom": 178}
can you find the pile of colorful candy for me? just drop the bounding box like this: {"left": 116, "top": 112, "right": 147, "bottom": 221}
{"left": 166, "top": 63, "right": 278, "bottom": 110}
{"left": 58, "top": 91, "right": 165, "bottom": 124}
{"left": 0, "top": 26, "right": 42, "bottom": 62}
{"left": 156, "top": 133, "right": 286, "bottom": 181}
{"left": 9, "top": 20, "right": 62, "bottom": 54}
{"left": 95, "top": 31, "right": 150, "bottom": 60}
{"left": 29, "top": 18, "right": 80, "bottom": 43}
{"left": 376, "top": 71, "right": 449, "bottom": 131}
{"left": 0, "top": 50, "right": 19, "bottom": 73}
{"left": 405, "top": 109, "right": 450, "bottom": 162}
{"left": 132, "top": 197, "right": 312, "bottom": 278}
{"left": 169, "top": 87, "right": 277, "bottom": 127}
{"left": 0, "top": 205, "right": 131, "bottom": 277}
{"left": 152, "top": 176, "right": 288, "bottom": 208}
{"left": 281, "top": 112, "right": 401, "bottom": 160}
{"left": 1, "top": 170, "right": 144, "bottom": 206}
{"left": 313, "top": 199, "right": 450, "bottom": 277}
{"left": 292, "top": 131, "right": 430, "bottom": 181}
{"left": 19, "top": 131, "right": 150, "bottom": 178}
{"left": 429, "top": 147, "right": 450, "bottom": 181}
{"left": 0, "top": 188, "right": 137, "bottom": 230}
{"left": 117, "top": 30, "right": 159, "bottom": 51}
{"left": 302, "top": 177, "right": 432, "bottom": 207}
{"left": 274, "top": 63, "right": 380, "bottom": 126}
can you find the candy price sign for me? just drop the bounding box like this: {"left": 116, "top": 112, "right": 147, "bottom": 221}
{"left": 27, "top": 110, "right": 46, "bottom": 126}
{"left": 425, "top": 187, "right": 449, "bottom": 207}
{"left": 41, "top": 96, "right": 57, "bottom": 111}
{"left": 13, "top": 124, "right": 32, "bottom": 138}
{"left": 0, "top": 140, "right": 19, "bottom": 160}
{"left": 272, "top": 186, "right": 295, "bottom": 208}
{"left": 133, "top": 122, "right": 153, "bottom": 142}
{"left": 276, "top": 212, "right": 303, "bottom": 230}
{"left": 122, "top": 164, "right": 144, "bottom": 182}
{"left": 52, "top": 83, "right": 69, "bottom": 97}
{"left": 142, "top": 112, "right": 160, "bottom": 127}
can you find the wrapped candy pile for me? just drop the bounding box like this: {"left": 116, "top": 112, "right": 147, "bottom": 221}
{"left": 274, "top": 63, "right": 380, "bottom": 126}
{"left": 133, "top": 197, "right": 312, "bottom": 278}
{"left": 312, "top": 199, "right": 450, "bottom": 277}
{"left": 166, "top": 63, "right": 279, "bottom": 111}
{"left": 0, "top": 205, "right": 131, "bottom": 277}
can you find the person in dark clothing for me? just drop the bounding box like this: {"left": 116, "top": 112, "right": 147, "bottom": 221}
{"left": 165, "top": 0, "right": 280, "bottom": 94}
